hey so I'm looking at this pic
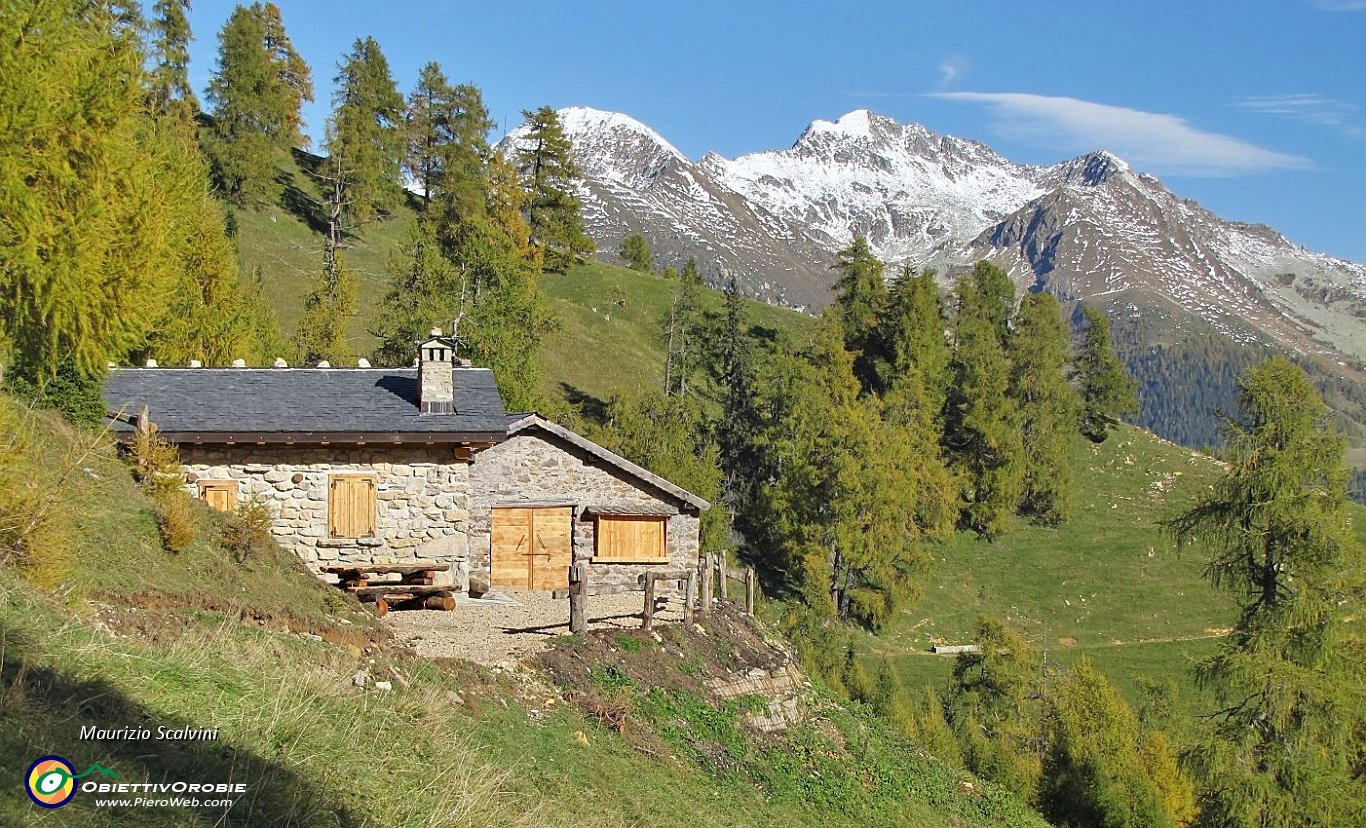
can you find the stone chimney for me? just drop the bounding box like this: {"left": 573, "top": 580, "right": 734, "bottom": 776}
{"left": 418, "top": 328, "right": 455, "bottom": 414}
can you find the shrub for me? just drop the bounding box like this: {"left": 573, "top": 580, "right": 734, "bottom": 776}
{"left": 155, "top": 492, "right": 198, "bottom": 554}
{"left": 224, "top": 495, "right": 275, "bottom": 563}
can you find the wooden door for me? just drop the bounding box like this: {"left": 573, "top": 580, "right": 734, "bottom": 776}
{"left": 491, "top": 507, "right": 572, "bottom": 590}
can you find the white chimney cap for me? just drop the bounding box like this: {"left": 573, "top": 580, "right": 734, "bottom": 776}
{"left": 316, "top": 360, "right": 331, "bottom": 368}
{"left": 273, "top": 357, "right": 288, "bottom": 368}
{"left": 356, "top": 358, "right": 371, "bottom": 368}
{"left": 231, "top": 358, "right": 246, "bottom": 368}
{"left": 430, "top": 327, "right": 443, "bottom": 336}
{"left": 144, "top": 358, "right": 158, "bottom": 368}
{"left": 188, "top": 359, "right": 202, "bottom": 368}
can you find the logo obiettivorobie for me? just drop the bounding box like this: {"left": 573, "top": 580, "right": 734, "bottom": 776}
{"left": 26, "top": 756, "right": 77, "bottom": 809}
{"left": 25, "top": 756, "right": 120, "bottom": 809}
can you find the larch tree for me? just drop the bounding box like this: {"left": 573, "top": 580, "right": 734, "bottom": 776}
{"left": 0, "top": 0, "right": 203, "bottom": 385}
{"left": 1040, "top": 658, "right": 1196, "bottom": 828}
{"left": 327, "top": 36, "right": 405, "bottom": 226}
{"left": 296, "top": 147, "right": 358, "bottom": 364}
{"left": 147, "top": 0, "right": 198, "bottom": 119}
{"left": 620, "top": 233, "right": 653, "bottom": 272}
{"left": 405, "top": 62, "right": 493, "bottom": 215}
{"left": 1008, "top": 290, "right": 1080, "bottom": 525}
{"left": 880, "top": 264, "right": 950, "bottom": 403}
{"left": 830, "top": 236, "right": 887, "bottom": 390}
{"left": 513, "top": 106, "right": 594, "bottom": 271}
{"left": 662, "top": 262, "right": 702, "bottom": 398}
{"left": 204, "top": 2, "right": 312, "bottom": 204}
{"left": 1076, "top": 305, "right": 1139, "bottom": 442}
{"left": 708, "top": 275, "right": 761, "bottom": 520}
{"left": 1165, "top": 357, "right": 1365, "bottom": 828}
{"left": 943, "top": 270, "right": 1023, "bottom": 539}
{"left": 763, "top": 322, "right": 947, "bottom": 628}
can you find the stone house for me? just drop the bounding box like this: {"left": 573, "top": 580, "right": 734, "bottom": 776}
{"left": 102, "top": 334, "right": 708, "bottom": 592}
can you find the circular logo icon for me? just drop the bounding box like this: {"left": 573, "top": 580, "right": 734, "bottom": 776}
{"left": 26, "top": 756, "right": 77, "bottom": 809}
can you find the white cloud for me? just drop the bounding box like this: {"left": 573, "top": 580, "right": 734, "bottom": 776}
{"left": 930, "top": 91, "right": 1311, "bottom": 176}
{"left": 1237, "top": 94, "right": 1364, "bottom": 137}
{"left": 938, "top": 57, "right": 970, "bottom": 86}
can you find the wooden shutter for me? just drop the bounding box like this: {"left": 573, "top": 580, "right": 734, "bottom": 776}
{"left": 595, "top": 516, "right": 667, "bottom": 562}
{"left": 329, "top": 474, "right": 377, "bottom": 538}
{"left": 198, "top": 481, "right": 238, "bottom": 513}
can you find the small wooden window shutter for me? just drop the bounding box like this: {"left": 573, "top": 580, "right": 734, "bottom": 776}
{"left": 595, "top": 516, "right": 667, "bottom": 562}
{"left": 198, "top": 481, "right": 238, "bottom": 513}
{"left": 329, "top": 475, "right": 377, "bottom": 538}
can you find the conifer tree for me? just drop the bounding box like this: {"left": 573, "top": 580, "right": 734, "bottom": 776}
{"left": 681, "top": 256, "right": 701, "bottom": 285}
{"left": 371, "top": 215, "right": 458, "bottom": 367}
{"left": 958, "top": 260, "right": 1016, "bottom": 341}
{"left": 880, "top": 264, "right": 950, "bottom": 402}
{"left": 763, "top": 322, "right": 949, "bottom": 627}
{"left": 620, "top": 234, "right": 653, "bottom": 272}
{"left": 944, "top": 297, "right": 1023, "bottom": 539}
{"left": 1077, "top": 305, "right": 1139, "bottom": 441}
{"left": 662, "top": 268, "right": 702, "bottom": 398}
{"left": 327, "top": 37, "right": 405, "bottom": 226}
{"left": 831, "top": 236, "right": 887, "bottom": 389}
{"left": 513, "top": 106, "right": 594, "bottom": 270}
{"left": 147, "top": 0, "right": 198, "bottom": 119}
{"left": 1041, "top": 658, "right": 1196, "bottom": 828}
{"left": 0, "top": 0, "right": 206, "bottom": 382}
{"left": 296, "top": 152, "right": 357, "bottom": 363}
{"left": 709, "top": 275, "right": 760, "bottom": 518}
{"left": 405, "top": 63, "right": 493, "bottom": 214}
{"left": 598, "top": 390, "right": 728, "bottom": 554}
{"left": 1166, "top": 357, "right": 1365, "bottom": 828}
{"left": 204, "top": 2, "right": 312, "bottom": 204}
{"left": 1008, "top": 291, "right": 1080, "bottom": 524}
{"left": 944, "top": 618, "right": 1046, "bottom": 801}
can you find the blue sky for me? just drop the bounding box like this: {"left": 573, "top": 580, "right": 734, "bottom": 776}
{"left": 177, "top": 0, "right": 1366, "bottom": 264}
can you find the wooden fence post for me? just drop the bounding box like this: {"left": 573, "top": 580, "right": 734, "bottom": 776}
{"left": 642, "top": 573, "right": 657, "bottom": 631}
{"left": 700, "top": 554, "right": 713, "bottom": 616}
{"left": 718, "top": 554, "right": 729, "bottom": 602}
{"left": 744, "top": 567, "right": 756, "bottom": 616}
{"left": 569, "top": 562, "right": 588, "bottom": 634}
{"left": 683, "top": 569, "right": 697, "bottom": 625}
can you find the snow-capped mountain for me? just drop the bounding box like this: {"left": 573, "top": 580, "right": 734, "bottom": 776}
{"left": 503, "top": 106, "right": 1366, "bottom": 365}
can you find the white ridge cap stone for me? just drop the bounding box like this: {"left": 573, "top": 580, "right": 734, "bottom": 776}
{"left": 144, "top": 358, "right": 158, "bottom": 368}
{"left": 273, "top": 357, "right": 288, "bottom": 368}
{"left": 356, "top": 358, "right": 371, "bottom": 368}
{"left": 316, "top": 360, "right": 331, "bottom": 368}
{"left": 231, "top": 358, "right": 246, "bottom": 368}
{"left": 188, "top": 359, "right": 202, "bottom": 368}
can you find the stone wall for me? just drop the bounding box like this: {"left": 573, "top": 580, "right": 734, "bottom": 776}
{"left": 179, "top": 445, "right": 471, "bottom": 587}
{"left": 470, "top": 428, "right": 702, "bottom": 591}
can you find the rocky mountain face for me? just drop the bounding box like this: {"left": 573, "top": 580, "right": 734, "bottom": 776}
{"left": 508, "top": 106, "right": 1366, "bottom": 369}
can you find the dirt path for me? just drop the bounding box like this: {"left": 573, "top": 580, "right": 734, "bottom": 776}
{"left": 384, "top": 589, "right": 685, "bottom": 666}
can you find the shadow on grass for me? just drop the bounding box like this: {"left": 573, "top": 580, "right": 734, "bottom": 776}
{"left": 0, "top": 626, "right": 363, "bottom": 827}
{"left": 559, "top": 383, "right": 610, "bottom": 426}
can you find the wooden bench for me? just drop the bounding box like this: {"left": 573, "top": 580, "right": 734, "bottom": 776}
{"left": 320, "top": 561, "right": 459, "bottom": 616}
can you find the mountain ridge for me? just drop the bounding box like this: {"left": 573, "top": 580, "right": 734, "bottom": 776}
{"left": 504, "top": 106, "right": 1365, "bottom": 369}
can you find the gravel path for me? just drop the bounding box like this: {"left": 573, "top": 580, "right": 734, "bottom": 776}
{"left": 384, "top": 589, "right": 685, "bottom": 666}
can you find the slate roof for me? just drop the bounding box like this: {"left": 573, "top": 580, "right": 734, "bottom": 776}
{"left": 507, "top": 414, "right": 711, "bottom": 512}
{"left": 103, "top": 368, "right": 508, "bottom": 441}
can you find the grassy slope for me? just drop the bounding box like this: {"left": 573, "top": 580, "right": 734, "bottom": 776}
{"left": 1, "top": 399, "right": 1039, "bottom": 828}
{"left": 864, "top": 426, "right": 1236, "bottom": 706}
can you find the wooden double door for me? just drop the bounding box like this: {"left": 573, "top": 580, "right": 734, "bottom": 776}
{"left": 490, "top": 507, "right": 573, "bottom": 590}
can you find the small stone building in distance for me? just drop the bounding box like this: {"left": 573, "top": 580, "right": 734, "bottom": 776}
{"left": 102, "top": 333, "right": 708, "bottom": 593}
